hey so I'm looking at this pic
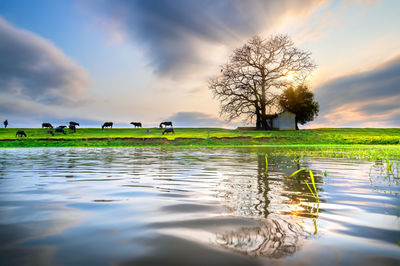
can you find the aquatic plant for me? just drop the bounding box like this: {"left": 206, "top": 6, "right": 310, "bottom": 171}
{"left": 290, "top": 168, "right": 320, "bottom": 202}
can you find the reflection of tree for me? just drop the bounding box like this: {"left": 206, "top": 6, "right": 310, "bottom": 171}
{"left": 215, "top": 151, "right": 323, "bottom": 258}
{"left": 255, "top": 154, "right": 270, "bottom": 218}
{"left": 215, "top": 218, "right": 304, "bottom": 258}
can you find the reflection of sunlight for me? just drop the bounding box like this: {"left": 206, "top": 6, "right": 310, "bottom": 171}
{"left": 289, "top": 202, "right": 305, "bottom": 217}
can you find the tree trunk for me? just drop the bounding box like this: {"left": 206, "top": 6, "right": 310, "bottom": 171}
{"left": 295, "top": 116, "right": 299, "bottom": 130}
{"left": 260, "top": 77, "right": 268, "bottom": 130}
{"left": 256, "top": 114, "right": 261, "bottom": 129}
{"left": 255, "top": 105, "right": 261, "bottom": 129}
{"left": 261, "top": 108, "right": 268, "bottom": 130}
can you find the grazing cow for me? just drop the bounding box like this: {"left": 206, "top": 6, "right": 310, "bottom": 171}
{"left": 102, "top": 122, "right": 113, "bottom": 130}
{"left": 16, "top": 130, "right": 27, "bottom": 137}
{"left": 3, "top": 120, "right": 8, "bottom": 128}
{"left": 162, "top": 128, "right": 175, "bottom": 135}
{"left": 69, "top": 121, "right": 80, "bottom": 126}
{"left": 46, "top": 129, "right": 54, "bottom": 136}
{"left": 55, "top": 126, "right": 66, "bottom": 134}
{"left": 58, "top": 125, "right": 67, "bottom": 129}
{"left": 42, "top": 123, "right": 53, "bottom": 128}
{"left": 159, "top": 121, "right": 173, "bottom": 128}
{"left": 69, "top": 124, "right": 76, "bottom": 133}
{"left": 130, "top": 122, "right": 142, "bottom": 128}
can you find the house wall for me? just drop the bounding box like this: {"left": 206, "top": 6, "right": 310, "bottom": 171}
{"left": 277, "top": 111, "right": 296, "bottom": 130}
{"left": 272, "top": 117, "right": 279, "bottom": 129}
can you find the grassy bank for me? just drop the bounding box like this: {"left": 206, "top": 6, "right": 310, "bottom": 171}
{"left": 0, "top": 127, "right": 399, "bottom": 148}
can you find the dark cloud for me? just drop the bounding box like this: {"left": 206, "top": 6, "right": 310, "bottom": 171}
{"left": 86, "top": 0, "right": 322, "bottom": 77}
{"left": 357, "top": 97, "right": 400, "bottom": 115}
{"left": 313, "top": 55, "right": 400, "bottom": 127}
{"left": 0, "top": 96, "right": 102, "bottom": 127}
{"left": 316, "top": 55, "right": 400, "bottom": 114}
{"left": 165, "top": 112, "right": 233, "bottom": 127}
{"left": 0, "top": 17, "right": 90, "bottom": 105}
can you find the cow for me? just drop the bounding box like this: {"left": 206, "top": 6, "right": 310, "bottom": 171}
{"left": 3, "top": 120, "right": 8, "bottom": 128}
{"left": 42, "top": 123, "right": 53, "bottom": 128}
{"left": 55, "top": 126, "right": 66, "bottom": 134}
{"left": 69, "top": 121, "right": 80, "bottom": 127}
{"left": 130, "top": 122, "right": 142, "bottom": 128}
{"left": 46, "top": 129, "right": 54, "bottom": 136}
{"left": 16, "top": 130, "right": 27, "bottom": 137}
{"left": 102, "top": 122, "right": 113, "bottom": 130}
{"left": 162, "top": 128, "right": 174, "bottom": 135}
{"left": 159, "top": 121, "right": 173, "bottom": 128}
{"left": 69, "top": 124, "right": 76, "bottom": 133}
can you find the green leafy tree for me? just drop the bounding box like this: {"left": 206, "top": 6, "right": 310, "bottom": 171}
{"left": 279, "top": 85, "right": 319, "bottom": 130}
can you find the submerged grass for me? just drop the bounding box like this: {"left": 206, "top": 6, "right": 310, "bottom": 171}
{"left": 268, "top": 146, "right": 400, "bottom": 182}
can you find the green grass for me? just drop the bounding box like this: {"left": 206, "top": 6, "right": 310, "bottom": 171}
{"left": 0, "top": 127, "right": 399, "bottom": 148}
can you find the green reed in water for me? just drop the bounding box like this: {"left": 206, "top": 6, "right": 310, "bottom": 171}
{"left": 290, "top": 168, "right": 320, "bottom": 202}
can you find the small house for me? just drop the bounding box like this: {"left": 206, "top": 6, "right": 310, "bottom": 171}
{"left": 266, "top": 110, "right": 296, "bottom": 130}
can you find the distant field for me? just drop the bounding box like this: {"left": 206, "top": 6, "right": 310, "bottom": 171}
{"left": 0, "top": 127, "right": 399, "bottom": 148}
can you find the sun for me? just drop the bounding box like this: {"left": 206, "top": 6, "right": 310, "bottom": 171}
{"left": 285, "top": 71, "right": 295, "bottom": 81}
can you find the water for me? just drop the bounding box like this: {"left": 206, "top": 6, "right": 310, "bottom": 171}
{"left": 0, "top": 147, "right": 399, "bottom": 265}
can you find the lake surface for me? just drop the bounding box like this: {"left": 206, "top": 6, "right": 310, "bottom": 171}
{"left": 0, "top": 147, "right": 399, "bottom": 265}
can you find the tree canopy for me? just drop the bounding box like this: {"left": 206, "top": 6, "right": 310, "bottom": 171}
{"left": 279, "top": 85, "right": 319, "bottom": 130}
{"left": 209, "top": 35, "right": 316, "bottom": 130}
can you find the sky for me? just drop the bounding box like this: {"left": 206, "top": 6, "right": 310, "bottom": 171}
{"left": 0, "top": 0, "right": 399, "bottom": 128}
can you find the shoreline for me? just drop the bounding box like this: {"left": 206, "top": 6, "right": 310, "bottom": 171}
{"left": 1, "top": 137, "right": 399, "bottom": 149}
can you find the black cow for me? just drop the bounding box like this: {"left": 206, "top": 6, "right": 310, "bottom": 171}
{"left": 55, "top": 126, "right": 66, "bottom": 134}
{"left": 69, "top": 124, "right": 76, "bottom": 133}
{"left": 69, "top": 121, "right": 80, "bottom": 126}
{"left": 162, "top": 128, "right": 174, "bottom": 135}
{"left": 16, "top": 130, "right": 27, "bottom": 137}
{"left": 130, "top": 122, "right": 142, "bottom": 128}
{"left": 102, "top": 122, "right": 113, "bottom": 130}
{"left": 42, "top": 123, "right": 53, "bottom": 128}
{"left": 159, "top": 121, "right": 173, "bottom": 128}
{"left": 3, "top": 120, "right": 8, "bottom": 128}
{"left": 46, "top": 129, "right": 54, "bottom": 136}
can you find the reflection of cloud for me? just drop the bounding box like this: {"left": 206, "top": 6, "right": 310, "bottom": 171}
{"left": 313, "top": 55, "right": 400, "bottom": 127}
{"left": 0, "top": 17, "right": 90, "bottom": 105}
{"left": 85, "top": 0, "right": 324, "bottom": 78}
{"left": 0, "top": 202, "right": 83, "bottom": 265}
{"left": 216, "top": 218, "right": 304, "bottom": 258}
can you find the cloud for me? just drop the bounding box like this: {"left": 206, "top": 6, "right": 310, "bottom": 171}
{"left": 0, "top": 95, "right": 103, "bottom": 127}
{"left": 165, "top": 112, "right": 234, "bottom": 127}
{"left": 313, "top": 55, "right": 400, "bottom": 127}
{"left": 85, "top": 0, "right": 324, "bottom": 78}
{"left": 0, "top": 17, "right": 90, "bottom": 105}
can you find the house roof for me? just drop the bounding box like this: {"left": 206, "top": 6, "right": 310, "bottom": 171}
{"left": 265, "top": 110, "right": 294, "bottom": 119}
{"left": 265, "top": 114, "right": 278, "bottom": 119}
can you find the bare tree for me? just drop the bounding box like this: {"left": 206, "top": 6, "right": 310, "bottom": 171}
{"left": 209, "top": 35, "right": 316, "bottom": 130}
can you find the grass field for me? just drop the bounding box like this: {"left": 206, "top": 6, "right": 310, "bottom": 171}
{"left": 0, "top": 127, "right": 400, "bottom": 148}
